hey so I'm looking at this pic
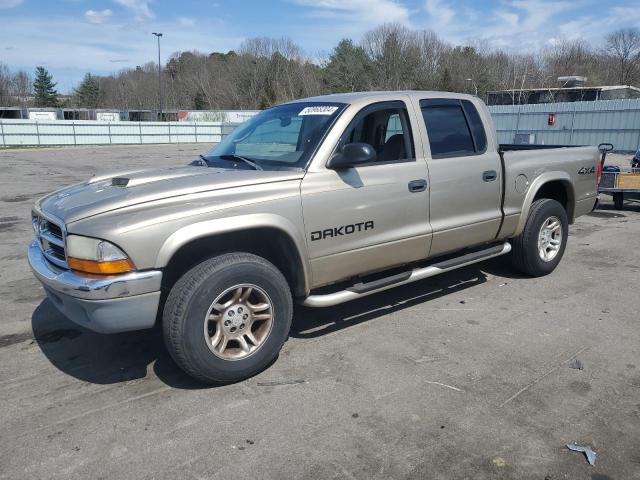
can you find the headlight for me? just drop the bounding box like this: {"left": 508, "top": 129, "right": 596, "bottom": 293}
{"left": 66, "top": 235, "right": 135, "bottom": 275}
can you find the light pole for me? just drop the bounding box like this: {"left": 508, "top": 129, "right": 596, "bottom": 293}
{"left": 465, "top": 78, "right": 478, "bottom": 97}
{"left": 152, "top": 32, "right": 163, "bottom": 120}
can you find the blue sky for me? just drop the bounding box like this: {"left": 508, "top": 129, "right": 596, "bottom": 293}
{"left": 1, "top": 0, "right": 639, "bottom": 93}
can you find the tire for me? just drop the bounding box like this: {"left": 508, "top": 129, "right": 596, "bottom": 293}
{"left": 510, "top": 198, "right": 568, "bottom": 277}
{"left": 613, "top": 192, "right": 624, "bottom": 210}
{"left": 163, "top": 252, "right": 293, "bottom": 384}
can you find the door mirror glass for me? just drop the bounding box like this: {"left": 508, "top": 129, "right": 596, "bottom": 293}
{"left": 327, "top": 142, "right": 376, "bottom": 169}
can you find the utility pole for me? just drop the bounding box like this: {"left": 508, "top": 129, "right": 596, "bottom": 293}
{"left": 152, "top": 32, "right": 163, "bottom": 120}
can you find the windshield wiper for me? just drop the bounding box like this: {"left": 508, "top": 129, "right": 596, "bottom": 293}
{"left": 218, "top": 154, "right": 263, "bottom": 171}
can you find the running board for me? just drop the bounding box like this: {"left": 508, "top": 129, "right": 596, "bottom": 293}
{"left": 301, "top": 242, "right": 511, "bottom": 308}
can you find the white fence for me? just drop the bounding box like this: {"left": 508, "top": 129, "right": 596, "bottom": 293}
{"left": 0, "top": 120, "right": 239, "bottom": 147}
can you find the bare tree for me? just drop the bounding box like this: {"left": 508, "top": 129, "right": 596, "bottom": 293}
{"left": 9, "top": 26, "right": 632, "bottom": 111}
{"left": 0, "top": 63, "right": 11, "bottom": 106}
{"left": 606, "top": 28, "right": 640, "bottom": 85}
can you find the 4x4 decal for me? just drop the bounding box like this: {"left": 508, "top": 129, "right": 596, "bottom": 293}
{"left": 578, "top": 166, "right": 596, "bottom": 175}
{"left": 311, "top": 221, "right": 374, "bottom": 241}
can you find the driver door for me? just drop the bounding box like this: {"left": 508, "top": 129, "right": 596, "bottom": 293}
{"left": 301, "top": 100, "right": 432, "bottom": 288}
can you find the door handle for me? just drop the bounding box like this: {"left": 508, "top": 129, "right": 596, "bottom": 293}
{"left": 408, "top": 179, "right": 427, "bottom": 192}
{"left": 482, "top": 170, "right": 497, "bottom": 182}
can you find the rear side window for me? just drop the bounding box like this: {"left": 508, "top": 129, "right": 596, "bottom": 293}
{"left": 420, "top": 99, "right": 487, "bottom": 158}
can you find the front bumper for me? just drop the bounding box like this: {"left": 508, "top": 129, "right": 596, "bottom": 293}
{"left": 28, "top": 241, "right": 162, "bottom": 333}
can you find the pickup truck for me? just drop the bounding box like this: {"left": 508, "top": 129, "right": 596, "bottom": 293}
{"left": 28, "top": 91, "right": 599, "bottom": 384}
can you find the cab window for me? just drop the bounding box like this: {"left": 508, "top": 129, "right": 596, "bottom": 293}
{"left": 339, "top": 101, "right": 414, "bottom": 164}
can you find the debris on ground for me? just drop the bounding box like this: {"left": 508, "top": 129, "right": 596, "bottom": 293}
{"left": 256, "top": 379, "right": 305, "bottom": 387}
{"left": 491, "top": 457, "right": 507, "bottom": 468}
{"left": 569, "top": 359, "right": 584, "bottom": 370}
{"left": 566, "top": 443, "right": 596, "bottom": 466}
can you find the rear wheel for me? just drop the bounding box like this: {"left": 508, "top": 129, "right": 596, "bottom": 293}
{"left": 163, "top": 252, "right": 293, "bottom": 384}
{"left": 613, "top": 192, "right": 624, "bottom": 210}
{"left": 511, "top": 198, "right": 568, "bottom": 277}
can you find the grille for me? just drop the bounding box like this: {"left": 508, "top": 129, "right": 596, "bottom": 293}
{"left": 48, "top": 243, "right": 66, "bottom": 261}
{"left": 46, "top": 220, "right": 63, "bottom": 240}
{"left": 34, "top": 213, "right": 68, "bottom": 269}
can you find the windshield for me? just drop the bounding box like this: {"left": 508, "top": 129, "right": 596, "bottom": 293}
{"left": 204, "top": 102, "right": 346, "bottom": 170}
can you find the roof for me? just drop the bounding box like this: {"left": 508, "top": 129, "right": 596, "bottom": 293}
{"left": 488, "top": 85, "right": 640, "bottom": 94}
{"left": 287, "top": 90, "right": 478, "bottom": 107}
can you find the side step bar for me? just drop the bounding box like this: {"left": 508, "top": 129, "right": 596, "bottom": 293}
{"left": 301, "top": 242, "right": 511, "bottom": 308}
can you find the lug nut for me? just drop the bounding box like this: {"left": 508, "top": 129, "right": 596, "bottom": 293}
{"left": 229, "top": 311, "right": 235, "bottom": 317}
{"left": 230, "top": 327, "right": 236, "bottom": 332}
{"left": 240, "top": 323, "right": 245, "bottom": 329}
{"left": 243, "top": 314, "right": 248, "bottom": 320}
{"left": 238, "top": 307, "right": 243, "bottom": 313}
{"left": 224, "top": 320, "right": 230, "bottom": 326}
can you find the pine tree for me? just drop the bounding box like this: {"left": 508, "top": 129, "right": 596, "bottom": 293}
{"left": 74, "top": 73, "right": 101, "bottom": 108}
{"left": 33, "top": 66, "right": 59, "bottom": 107}
{"left": 324, "top": 39, "right": 374, "bottom": 93}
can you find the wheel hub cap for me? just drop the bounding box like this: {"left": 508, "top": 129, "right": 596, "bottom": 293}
{"left": 204, "top": 285, "right": 274, "bottom": 361}
{"left": 537, "top": 216, "right": 562, "bottom": 262}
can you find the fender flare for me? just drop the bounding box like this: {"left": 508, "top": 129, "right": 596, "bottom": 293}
{"left": 513, "top": 171, "right": 575, "bottom": 237}
{"left": 155, "top": 213, "right": 311, "bottom": 295}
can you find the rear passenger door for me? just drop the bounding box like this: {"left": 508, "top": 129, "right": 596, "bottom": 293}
{"left": 419, "top": 98, "right": 502, "bottom": 256}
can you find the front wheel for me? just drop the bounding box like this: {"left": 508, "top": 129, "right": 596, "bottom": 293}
{"left": 162, "top": 252, "right": 293, "bottom": 384}
{"left": 511, "top": 198, "right": 568, "bottom": 277}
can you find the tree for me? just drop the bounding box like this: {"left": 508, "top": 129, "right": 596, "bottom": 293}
{"left": 324, "top": 39, "right": 374, "bottom": 92}
{"left": 74, "top": 73, "right": 101, "bottom": 108}
{"left": 0, "top": 63, "right": 10, "bottom": 106}
{"left": 11, "top": 70, "right": 31, "bottom": 105}
{"left": 606, "top": 28, "right": 640, "bottom": 85}
{"left": 363, "top": 24, "right": 422, "bottom": 90}
{"left": 33, "top": 66, "right": 59, "bottom": 107}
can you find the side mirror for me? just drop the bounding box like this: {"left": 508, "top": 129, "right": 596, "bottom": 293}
{"left": 327, "top": 142, "right": 376, "bottom": 169}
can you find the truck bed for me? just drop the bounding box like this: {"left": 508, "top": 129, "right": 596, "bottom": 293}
{"left": 498, "top": 145, "right": 599, "bottom": 237}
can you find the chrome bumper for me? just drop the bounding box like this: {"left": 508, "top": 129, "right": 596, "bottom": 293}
{"left": 28, "top": 241, "right": 162, "bottom": 333}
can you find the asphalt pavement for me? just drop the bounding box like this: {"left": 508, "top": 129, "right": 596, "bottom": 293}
{"left": 1, "top": 145, "right": 639, "bottom": 479}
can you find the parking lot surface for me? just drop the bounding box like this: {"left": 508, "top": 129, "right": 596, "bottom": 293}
{"left": 1, "top": 145, "right": 639, "bottom": 480}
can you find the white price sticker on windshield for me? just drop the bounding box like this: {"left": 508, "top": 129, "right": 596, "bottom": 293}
{"left": 298, "top": 106, "right": 338, "bottom": 116}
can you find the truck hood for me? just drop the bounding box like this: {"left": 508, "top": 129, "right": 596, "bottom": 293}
{"left": 37, "top": 166, "right": 304, "bottom": 224}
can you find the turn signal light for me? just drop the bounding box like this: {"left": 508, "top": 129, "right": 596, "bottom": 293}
{"left": 68, "top": 257, "right": 135, "bottom": 275}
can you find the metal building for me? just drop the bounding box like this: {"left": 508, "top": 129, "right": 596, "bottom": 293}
{"left": 488, "top": 98, "right": 640, "bottom": 152}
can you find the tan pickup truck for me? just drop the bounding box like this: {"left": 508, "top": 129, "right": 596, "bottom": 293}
{"left": 28, "top": 91, "right": 599, "bottom": 383}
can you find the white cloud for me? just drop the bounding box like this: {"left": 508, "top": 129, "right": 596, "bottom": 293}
{"left": 290, "top": 0, "right": 411, "bottom": 50}
{"left": 506, "top": 0, "right": 575, "bottom": 30}
{"left": 85, "top": 9, "right": 113, "bottom": 24}
{"left": 294, "top": 0, "right": 410, "bottom": 28}
{"left": 114, "top": 0, "right": 155, "bottom": 21}
{"left": 177, "top": 16, "right": 195, "bottom": 27}
{"left": 0, "top": 15, "right": 241, "bottom": 91}
{"left": 419, "top": 0, "right": 611, "bottom": 51}
{"left": 424, "top": 0, "right": 455, "bottom": 25}
{"left": 0, "top": 0, "right": 22, "bottom": 9}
